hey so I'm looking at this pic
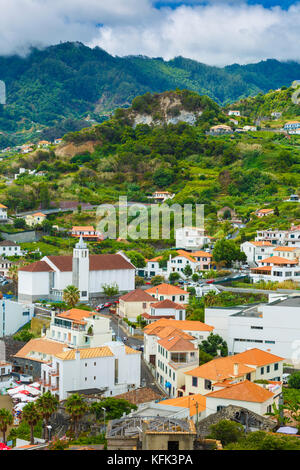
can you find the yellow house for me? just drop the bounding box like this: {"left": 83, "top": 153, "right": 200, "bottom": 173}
{"left": 25, "top": 212, "right": 47, "bottom": 227}
{"left": 118, "top": 288, "right": 155, "bottom": 321}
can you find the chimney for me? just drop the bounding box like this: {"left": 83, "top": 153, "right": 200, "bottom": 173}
{"left": 234, "top": 363, "right": 239, "bottom": 376}
{"left": 75, "top": 350, "right": 80, "bottom": 362}
{"left": 156, "top": 288, "right": 158, "bottom": 299}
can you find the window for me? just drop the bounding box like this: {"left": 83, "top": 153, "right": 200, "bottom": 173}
{"left": 217, "top": 406, "right": 225, "bottom": 412}
{"left": 205, "top": 379, "right": 212, "bottom": 390}
{"left": 251, "top": 326, "right": 263, "bottom": 330}
{"left": 192, "top": 377, "right": 198, "bottom": 387}
{"left": 261, "top": 367, "right": 264, "bottom": 375}
{"left": 274, "top": 363, "right": 279, "bottom": 370}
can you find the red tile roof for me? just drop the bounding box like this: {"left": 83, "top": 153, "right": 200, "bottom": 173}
{"left": 146, "top": 283, "right": 188, "bottom": 296}
{"left": 119, "top": 289, "right": 154, "bottom": 302}
{"left": 152, "top": 299, "right": 185, "bottom": 310}
{"left": 206, "top": 380, "right": 274, "bottom": 403}
{"left": 19, "top": 261, "right": 54, "bottom": 272}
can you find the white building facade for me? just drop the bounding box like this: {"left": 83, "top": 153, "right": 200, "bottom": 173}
{"left": 0, "top": 299, "right": 34, "bottom": 337}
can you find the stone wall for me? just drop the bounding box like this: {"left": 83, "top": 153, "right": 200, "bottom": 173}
{"left": 197, "top": 405, "right": 276, "bottom": 437}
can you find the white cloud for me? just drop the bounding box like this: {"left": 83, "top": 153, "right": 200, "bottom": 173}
{"left": 0, "top": 0, "right": 300, "bottom": 65}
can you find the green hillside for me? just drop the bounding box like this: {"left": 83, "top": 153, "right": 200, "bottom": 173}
{"left": 1, "top": 42, "right": 300, "bottom": 147}
{"left": 0, "top": 90, "right": 299, "bottom": 244}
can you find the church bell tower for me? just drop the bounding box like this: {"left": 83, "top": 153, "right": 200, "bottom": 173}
{"left": 72, "top": 236, "right": 89, "bottom": 301}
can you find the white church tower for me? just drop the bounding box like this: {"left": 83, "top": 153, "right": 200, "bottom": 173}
{"left": 72, "top": 236, "right": 90, "bottom": 301}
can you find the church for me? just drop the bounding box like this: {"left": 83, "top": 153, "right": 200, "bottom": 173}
{"left": 18, "top": 237, "right": 135, "bottom": 303}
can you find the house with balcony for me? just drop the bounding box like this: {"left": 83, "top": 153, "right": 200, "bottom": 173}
{"left": 255, "top": 229, "right": 288, "bottom": 245}
{"left": 250, "top": 256, "right": 300, "bottom": 283}
{"left": 70, "top": 226, "right": 103, "bottom": 242}
{"left": 143, "top": 318, "right": 214, "bottom": 368}
{"left": 142, "top": 256, "right": 166, "bottom": 279}
{"left": 167, "top": 250, "right": 212, "bottom": 278}
{"left": 156, "top": 334, "right": 199, "bottom": 398}
{"left": 44, "top": 308, "right": 113, "bottom": 348}
{"left": 241, "top": 241, "right": 274, "bottom": 265}
{"left": 184, "top": 349, "right": 283, "bottom": 397}
{"left": 287, "top": 225, "right": 300, "bottom": 247}
{"left": 40, "top": 342, "right": 141, "bottom": 401}
{"left": 284, "top": 121, "right": 300, "bottom": 131}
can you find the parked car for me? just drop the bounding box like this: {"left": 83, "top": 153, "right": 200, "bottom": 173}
{"left": 104, "top": 302, "right": 113, "bottom": 308}
{"left": 95, "top": 304, "right": 105, "bottom": 311}
{"left": 206, "top": 279, "right": 215, "bottom": 284}
{"left": 241, "top": 264, "right": 249, "bottom": 269}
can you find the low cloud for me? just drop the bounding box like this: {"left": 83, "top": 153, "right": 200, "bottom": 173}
{"left": 0, "top": 0, "right": 300, "bottom": 65}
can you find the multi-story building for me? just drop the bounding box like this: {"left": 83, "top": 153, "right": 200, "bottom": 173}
{"left": 255, "top": 229, "right": 288, "bottom": 245}
{"left": 25, "top": 212, "right": 47, "bottom": 227}
{"left": 0, "top": 299, "right": 34, "bottom": 337}
{"left": 167, "top": 250, "right": 212, "bottom": 278}
{"left": 287, "top": 225, "right": 300, "bottom": 247}
{"left": 284, "top": 121, "right": 300, "bottom": 131}
{"left": 41, "top": 342, "right": 141, "bottom": 401}
{"left": 240, "top": 241, "right": 274, "bottom": 265}
{"left": 250, "top": 256, "right": 300, "bottom": 283}
{"left": 142, "top": 299, "right": 187, "bottom": 324}
{"left": 70, "top": 226, "right": 103, "bottom": 241}
{"left": 44, "top": 308, "right": 113, "bottom": 348}
{"left": 205, "top": 295, "right": 300, "bottom": 362}
{"left": 144, "top": 318, "right": 214, "bottom": 367}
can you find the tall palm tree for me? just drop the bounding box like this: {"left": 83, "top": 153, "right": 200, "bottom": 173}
{"left": 36, "top": 391, "right": 59, "bottom": 440}
{"left": 204, "top": 291, "right": 218, "bottom": 306}
{"left": 0, "top": 408, "right": 13, "bottom": 444}
{"left": 22, "top": 402, "right": 41, "bottom": 445}
{"left": 63, "top": 285, "right": 80, "bottom": 308}
{"left": 65, "top": 393, "right": 89, "bottom": 437}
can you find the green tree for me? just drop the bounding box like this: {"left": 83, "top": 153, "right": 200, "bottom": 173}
{"left": 63, "top": 285, "right": 80, "bottom": 308}
{"left": 151, "top": 275, "right": 165, "bottom": 286}
{"left": 192, "top": 273, "right": 199, "bottom": 282}
{"left": 183, "top": 264, "right": 193, "bottom": 278}
{"left": 91, "top": 398, "right": 137, "bottom": 421}
{"left": 169, "top": 272, "right": 181, "bottom": 284}
{"left": 288, "top": 372, "right": 300, "bottom": 389}
{"left": 226, "top": 430, "right": 300, "bottom": 450}
{"left": 200, "top": 332, "right": 228, "bottom": 357}
{"left": 36, "top": 391, "right": 59, "bottom": 440}
{"left": 102, "top": 283, "right": 119, "bottom": 298}
{"left": 208, "top": 420, "right": 244, "bottom": 446}
{"left": 65, "top": 394, "right": 89, "bottom": 437}
{"left": 22, "top": 402, "right": 41, "bottom": 445}
{"left": 0, "top": 408, "right": 13, "bottom": 444}
{"left": 125, "top": 251, "right": 146, "bottom": 268}
{"left": 13, "top": 218, "right": 26, "bottom": 229}
{"left": 213, "top": 238, "right": 246, "bottom": 268}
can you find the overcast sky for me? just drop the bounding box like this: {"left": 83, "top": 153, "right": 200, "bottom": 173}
{"left": 0, "top": 0, "right": 300, "bottom": 66}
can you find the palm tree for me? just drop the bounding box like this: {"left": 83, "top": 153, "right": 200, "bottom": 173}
{"left": 65, "top": 393, "right": 89, "bottom": 437}
{"left": 63, "top": 285, "right": 80, "bottom": 308}
{"left": 0, "top": 408, "right": 13, "bottom": 444}
{"left": 36, "top": 391, "right": 59, "bottom": 440}
{"left": 204, "top": 291, "right": 218, "bottom": 306}
{"left": 22, "top": 402, "right": 41, "bottom": 445}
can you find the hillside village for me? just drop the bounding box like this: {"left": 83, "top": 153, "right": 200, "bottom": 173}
{"left": 0, "top": 83, "right": 300, "bottom": 451}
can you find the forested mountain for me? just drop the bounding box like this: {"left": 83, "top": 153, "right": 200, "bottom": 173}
{"left": 1, "top": 41, "right": 300, "bottom": 143}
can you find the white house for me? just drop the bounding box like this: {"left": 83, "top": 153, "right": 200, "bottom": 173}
{"left": 205, "top": 380, "right": 280, "bottom": 418}
{"left": 0, "top": 240, "right": 22, "bottom": 257}
{"left": 145, "top": 283, "right": 189, "bottom": 304}
{"left": 167, "top": 250, "right": 212, "bottom": 278}
{"left": 40, "top": 342, "right": 141, "bottom": 401}
{"left": 147, "top": 191, "right": 175, "bottom": 204}
{"left": 255, "top": 229, "right": 288, "bottom": 246}
{"left": 44, "top": 308, "right": 113, "bottom": 348}
{"left": 0, "top": 204, "right": 8, "bottom": 222}
{"left": 287, "top": 225, "right": 300, "bottom": 247}
{"left": 0, "top": 299, "right": 34, "bottom": 337}
{"left": 71, "top": 226, "right": 103, "bottom": 242}
{"left": 25, "top": 212, "right": 47, "bottom": 227}
{"left": 250, "top": 256, "right": 300, "bottom": 283}
{"left": 117, "top": 289, "right": 155, "bottom": 322}
{"left": 228, "top": 110, "right": 241, "bottom": 117}
{"left": 284, "top": 121, "right": 300, "bottom": 131}
{"left": 184, "top": 349, "right": 283, "bottom": 396}
{"left": 241, "top": 241, "right": 274, "bottom": 265}
{"left": 175, "top": 227, "right": 210, "bottom": 251}
{"left": 143, "top": 256, "right": 166, "bottom": 279}
{"left": 205, "top": 295, "right": 300, "bottom": 363}
{"left": 142, "top": 299, "right": 186, "bottom": 324}
{"left": 18, "top": 237, "right": 136, "bottom": 303}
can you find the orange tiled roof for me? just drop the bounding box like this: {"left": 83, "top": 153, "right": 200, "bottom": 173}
{"left": 192, "top": 251, "right": 213, "bottom": 258}
{"left": 152, "top": 299, "right": 185, "bottom": 310}
{"left": 14, "top": 338, "right": 66, "bottom": 361}
{"left": 185, "top": 356, "right": 255, "bottom": 381}
{"left": 232, "top": 348, "right": 283, "bottom": 367}
{"left": 119, "top": 289, "right": 154, "bottom": 302}
{"left": 256, "top": 209, "right": 274, "bottom": 213}
{"left": 56, "top": 308, "right": 93, "bottom": 325}
{"left": 249, "top": 241, "right": 273, "bottom": 247}
{"left": 206, "top": 380, "right": 274, "bottom": 403}
{"left": 33, "top": 212, "right": 46, "bottom": 217}
{"left": 144, "top": 318, "right": 214, "bottom": 333}
{"left": 273, "top": 246, "right": 298, "bottom": 252}
{"left": 260, "top": 256, "right": 298, "bottom": 265}
{"left": 72, "top": 226, "right": 95, "bottom": 231}
{"left": 148, "top": 326, "right": 194, "bottom": 340}
{"left": 159, "top": 394, "right": 206, "bottom": 416}
{"left": 55, "top": 347, "right": 114, "bottom": 360}
{"left": 158, "top": 335, "right": 196, "bottom": 352}
{"left": 0, "top": 203, "right": 7, "bottom": 209}
{"left": 146, "top": 283, "right": 188, "bottom": 296}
